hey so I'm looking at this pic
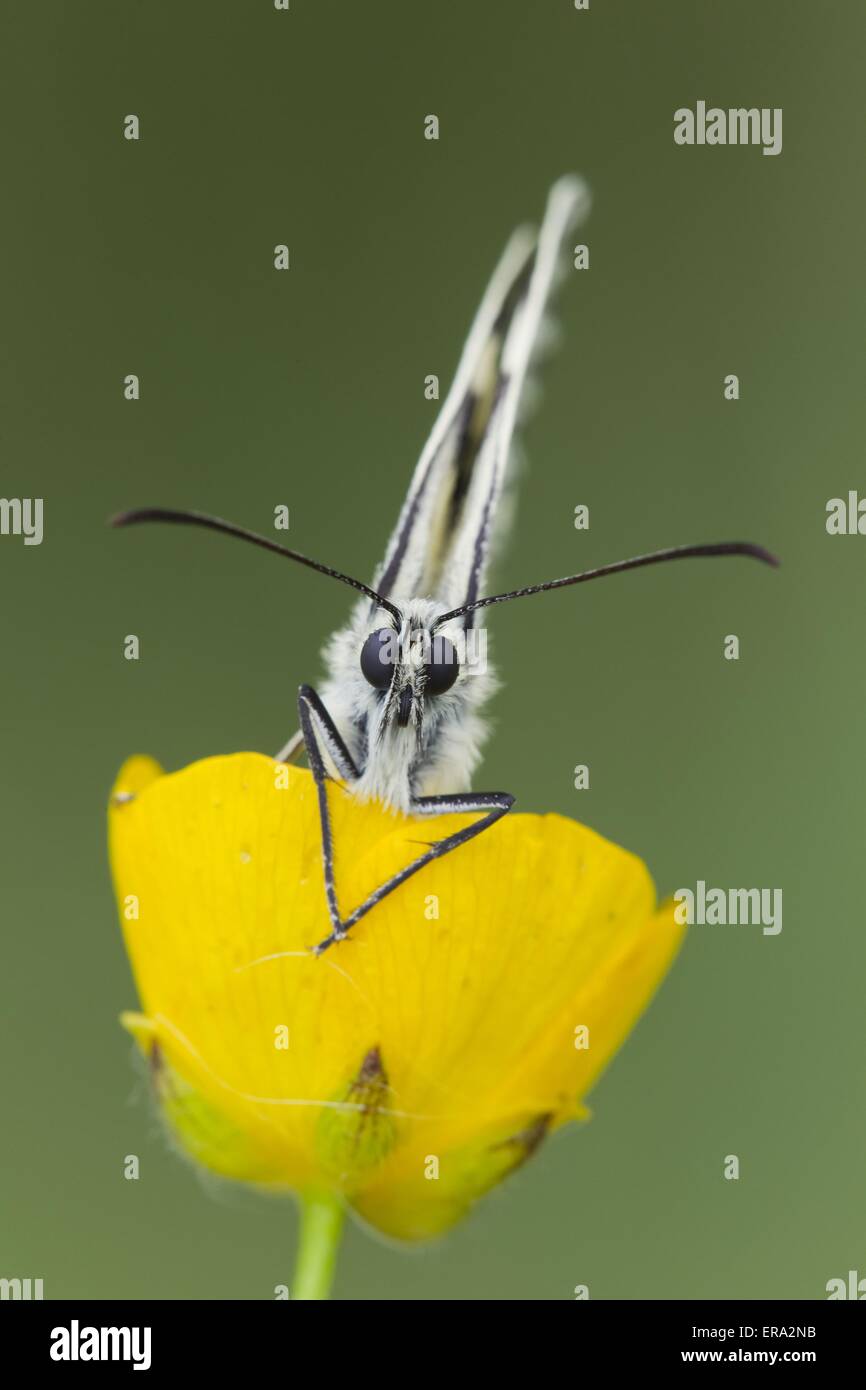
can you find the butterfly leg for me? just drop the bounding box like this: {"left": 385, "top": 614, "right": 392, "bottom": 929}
{"left": 296, "top": 684, "right": 362, "bottom": 944}
{"left": 313, "top": 787, "right": 514, "bottom": 955}
{"left": 274, "top": 728, "right": 305, "bottom": 763}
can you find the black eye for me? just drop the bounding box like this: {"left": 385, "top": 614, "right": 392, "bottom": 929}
{"left": 424, "top": 635, "right": 459, "bottom": 695}
{"left": 360, "top": 628, "right": 397, "bottom": 689}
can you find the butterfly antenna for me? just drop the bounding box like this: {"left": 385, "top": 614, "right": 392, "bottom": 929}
{"left": 111, "top": 507, "right": 403, "bottom": 623}
{"left": 435, "top": 541, "right": 779, "bottom": 625}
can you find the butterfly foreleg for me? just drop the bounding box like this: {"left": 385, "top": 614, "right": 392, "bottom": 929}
{"left": 296, "top": 683, "right": 362, "bottom": 944}
{"left": 314, "top": 787, "right": 514, "bottom": 955}
{"left": 296, "top": 684, "right": 360, "bottom": 782}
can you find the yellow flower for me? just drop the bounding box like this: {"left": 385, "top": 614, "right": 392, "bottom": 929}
{"left": 109, "top": 751, "right": 683, "bottom": 1242}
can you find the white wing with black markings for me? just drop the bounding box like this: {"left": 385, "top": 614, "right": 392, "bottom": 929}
{"left": 373, "top": 175, "right": 591, "bottom": 617}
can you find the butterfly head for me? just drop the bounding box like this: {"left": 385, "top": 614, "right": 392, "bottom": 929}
{"left": 360, "top": 596, "right": 481, "bottom": 728}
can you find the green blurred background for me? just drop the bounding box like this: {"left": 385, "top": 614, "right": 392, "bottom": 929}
{"left": 2, "top": 1, "right": 863, "bottom": 1300}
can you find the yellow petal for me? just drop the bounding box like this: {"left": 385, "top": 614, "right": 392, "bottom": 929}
{"left": 110, "top": 752, "right": 684, "bottom": 1238}
{"left": 120, "top": 1011, "right": 281, "bottom": 1183}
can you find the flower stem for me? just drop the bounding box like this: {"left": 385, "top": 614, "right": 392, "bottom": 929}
{"left": 292, "top": 1190, "right": 345, "bottom": 1300}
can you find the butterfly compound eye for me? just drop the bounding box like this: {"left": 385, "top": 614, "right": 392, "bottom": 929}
{"left": 360, "top": 628, "right": 398, "bottom": 690}
{"left": 424, "top": 635, "right": 459, "bottom": 695}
